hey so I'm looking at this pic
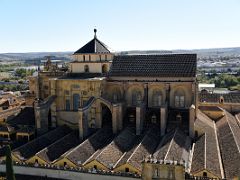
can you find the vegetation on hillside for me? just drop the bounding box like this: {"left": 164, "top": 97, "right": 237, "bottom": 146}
{"left": 198, "top": 71, "right": 240, "bottom": 91}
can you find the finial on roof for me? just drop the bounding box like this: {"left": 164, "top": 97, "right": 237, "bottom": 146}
{"left": 94, "top": 28, "right": 97, "bottom": 38}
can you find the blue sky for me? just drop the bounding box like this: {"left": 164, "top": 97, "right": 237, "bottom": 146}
{"left": 0, "top": 0, "right": 240, "bottom": 53}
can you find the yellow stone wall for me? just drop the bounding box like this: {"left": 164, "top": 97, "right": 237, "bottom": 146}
{"left": 70, "top": 62, "right": 111, "bottom": 73}
{"left": 193, "top": 169, "right": 220, "bottom": 179}
{"left": 53, "top": 157, "right": 77, "bottom": 168}
{"left": 84, "top": 160, "right": 109, "bottom": 171}
{"left": 142, "top": 162, "right": 185, "bottom": 180}
{"left": 114, "top": 163, "right": 141, "bottom": 174}
{"left": 28, "top": 76, "right": 38, "bottom": 95}
{"left": 72, "top": 54, "right": 114, "bottom": 62}
{"left": 26, "top": 155, "right": 48, "bottom": 165}
{"left": 52, "top": 79, "right": 103, "bottom": 111}
{"left": 200, "top": 109, "right": 224, "bottom": 120}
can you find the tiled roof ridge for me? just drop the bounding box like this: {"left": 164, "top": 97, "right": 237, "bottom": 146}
{"left": 235, "top": 113, "right": 240, "bottom": 127}
{"left": 13, "top": 125, "right": 69, "bottom": 151}
{"left": 36, "top": 131, "right": 75, "bottom": 162}
{"left": 95, "top": 127, "right": 135, "bottom": 160}
{"left": 115, "top": 53, "right": 196, "bottom": 57}
{"left": 153, "top": 129, "right": 175, "bottom": 159}
{"left": 82, "top": 149, "right": 101, "bottom": 165}
{"left": 224, "top": 111, "right": 240, "bottom": 153}
{"left": 94, "top": 141, "right": 115, "bottom": 161}
{"left": 125, "top": 137, "right": 145, "bottom": 164}
{"left": 204, "top": 132, "right": 207, "bottom": 170}
{"left": 213, "top": 121, "right": 225, "bottom": 178}
{"left": 164, "top": 129, "right": 178, "bottom": 161}
{"left": 196, "top": 110, "right": 215, "bottom": 128}
{"left": 64, "top": 128, "right": 105, "bottom": 158}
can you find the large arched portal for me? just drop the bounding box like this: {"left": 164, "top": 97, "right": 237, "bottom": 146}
{"left": 101, "top": 103, "right": 112, "bottom": 127}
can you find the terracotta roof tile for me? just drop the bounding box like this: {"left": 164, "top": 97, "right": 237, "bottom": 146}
{"left": 12, "top": 125, "right": 71, "bottom": 160}
{"left": 109, "top": 54, "right": 197, "bottom": 77}
{"left": 216, "top": 112, "right": 240, "bottom": 179}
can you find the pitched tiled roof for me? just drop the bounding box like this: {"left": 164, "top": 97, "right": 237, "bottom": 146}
{"left": 95, "top": 127, "right": 137, "bottom": 169}
{"left": 12, "top": 125, "right": 71, "bottom": 160}
{"left": 199, "top": 92, "right": 240, "bottom": 103}
{"left": 191, "top": 112, "right": 223, "bottom": 178}
{"left": 126, "top": 126, "right": 161, "bottom": 171}
{"left": 8, "top": 107, "right": 35, "bottom": 126}
{"left": 74, "top": 37, "right": 110, "bottom": 54}
{"left": 153, "top": 129, "right": 191, "bottom": 163}
{"left": 36, "top": 131, "right": 80, "bottom": 163}
{"left": 216, "top": 111, "right": 240, "bottom": 179}
{"left": 65, "top": 127, "right": 113, "bottom": 166}
{"left": 108, "top": 54, "right": 197, "bottom": 77}
{"left": 0, "top": 125, "right": 15, "bottom": 133}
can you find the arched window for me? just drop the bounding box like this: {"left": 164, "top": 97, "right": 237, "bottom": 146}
{"left": 89, "top": 55, "right": 91, "bottom": 61}
{"left": 152, "top": 90, "right": 162, "bottom": 106}
{"left": 84, "top": 65, "right": 89, "bottom": 73}
{"left": 102, "top": 64, "right": 108, "bottom": 73}
{"left": 73, "top": 94, "right": 80, "bottom": 111}
{"left": 112, "top": 89, "right": 121, "bottom": 103}
{"left": 132, "top": 90, "right": 142, "bottom": 106}
{"left": 203, "top": 172, "right": 207, "bottom": 177}
{"left": 219, "top": 96, "right": 224, "bottom": 103}
{"left": 174, "top": 89, "right": 185, "bottom": 108}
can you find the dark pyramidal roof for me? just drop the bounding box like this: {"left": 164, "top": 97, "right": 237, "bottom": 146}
{"left": 109, "top": 54, "right": 197, "bottom": 77}
{"left": 74, "top": 29, "right": 111, "bottom": 54}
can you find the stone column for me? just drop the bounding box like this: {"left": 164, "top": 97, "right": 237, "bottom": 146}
{"left": 136, "top": 105, "right": 144, "bottom": 135}
{"left": 189, "top": 105, "right": 195, "bottom": 138}
{"left": 144, "top": 83, "right": 148, "bottom": 107}
{"left": 79, "top": 109, "right": 88, "bottom": 140}
{"left": 160, "top": 107, "right": 167, "bottom": 136}
{"left": 112, "top": 105, "right": 118, "bottom": 134}
{"left": 165, "top": 83, "right": 170, "bottom": 106}
{"left": 79, "top": 110, "right": 84, "bottom": 140}
{"left": 34, "top": 103, "right": 49, "bottom": 135}
{"left": 142, "top": 162, "right": 153, "bottom": 180}
{"left": 118, "top": 104, "right": 123, "bottom": 131}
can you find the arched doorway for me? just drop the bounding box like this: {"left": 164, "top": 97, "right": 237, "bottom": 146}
{"left": 102, "top": 64, "right": 108, "bottom": 73}
{"left": 101, "top": 103, "right": 112, "bottom": 127}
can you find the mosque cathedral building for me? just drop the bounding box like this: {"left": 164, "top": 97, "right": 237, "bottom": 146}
{"left": 3, "top": 29, "right": 240, "bottom": 180}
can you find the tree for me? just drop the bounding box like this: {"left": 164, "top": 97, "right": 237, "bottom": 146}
{"left": 5, "top": 145, "right": 16, "bottom": 180}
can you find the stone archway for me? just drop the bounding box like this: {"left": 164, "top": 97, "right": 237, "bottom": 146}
{"left": 101, "top": 103, "right": 112, "bottom": 127}
{"left": 79, "top": 97, "right": 123, "bottom": 140}
{"left": 34, "top": 95, "right": 56, "bottom": 134}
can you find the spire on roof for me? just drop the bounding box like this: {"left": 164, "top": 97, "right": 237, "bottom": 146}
{"left": 94, "top": 28, "right": 97, "bottom": 38}
{"left": 73, "top": 29, "right": 111, "bottom": 54}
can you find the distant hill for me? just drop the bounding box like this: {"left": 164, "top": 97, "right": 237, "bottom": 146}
{"left": 0, "top": 52, "right": 73, "bottom": 61}
{"left": 1, "top": 47, "right": 240, "bottom": 61}
{"left": 119, "top": 47, "right": 240, "bottom": 58}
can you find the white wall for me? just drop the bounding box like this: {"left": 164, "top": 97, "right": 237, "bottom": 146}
{"left": 0, "top": 164, "right": 139, "bottom": 180}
